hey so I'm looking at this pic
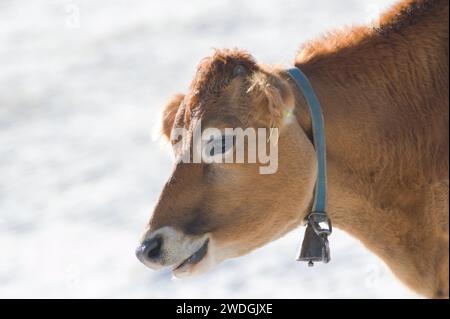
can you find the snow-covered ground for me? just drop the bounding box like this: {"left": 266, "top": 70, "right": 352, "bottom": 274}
{"left": 0, "top": 0, "right": 420, "bottom": 298}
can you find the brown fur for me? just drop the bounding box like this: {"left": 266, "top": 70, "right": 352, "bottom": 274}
{"left": 292, "top": 0, "right": 449, "bottom": 298}
{"left": 148, "top": 0, "right": 448, "bottom": 298}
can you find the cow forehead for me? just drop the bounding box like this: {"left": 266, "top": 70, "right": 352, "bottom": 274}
{"left": 175, "top": 50, "right": 257, "bottom": 131}
{"left": 186, "top": 49, "right": 256, "bottom": 109}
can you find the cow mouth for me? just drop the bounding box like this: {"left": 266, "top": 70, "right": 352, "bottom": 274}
{"left": 173, "top": 239, "right": 209, "bottom": 273}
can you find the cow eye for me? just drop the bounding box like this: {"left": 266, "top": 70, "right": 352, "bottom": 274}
{"left": 208, "top": 135, "right": 234, "bottom": 157}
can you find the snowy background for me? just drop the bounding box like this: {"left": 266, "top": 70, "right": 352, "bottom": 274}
{"left": 0, "top": 0, "right": 419, "bottom": 298}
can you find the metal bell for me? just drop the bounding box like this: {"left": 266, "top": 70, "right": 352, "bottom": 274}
{"left": 297, "top": 214, "right": 331, "bottom": 266}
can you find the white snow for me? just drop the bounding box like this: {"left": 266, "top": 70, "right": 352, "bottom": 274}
{"left": 0, "top": 0, "right": 419, "bottom": 298}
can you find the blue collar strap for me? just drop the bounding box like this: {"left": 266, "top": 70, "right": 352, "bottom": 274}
{"left": 286, "top": 67, "right": 332, "bottom": 266}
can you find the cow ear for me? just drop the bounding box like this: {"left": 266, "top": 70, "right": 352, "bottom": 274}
{"left": 247, "top": 70, "right": 294, "bottom": 129}
{"left": 161, "top": 93, "right": 185, "bottom": 140}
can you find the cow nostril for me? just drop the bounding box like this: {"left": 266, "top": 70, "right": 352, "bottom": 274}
{"left": 144, "top": 236, "right": 162, "bottom": 260}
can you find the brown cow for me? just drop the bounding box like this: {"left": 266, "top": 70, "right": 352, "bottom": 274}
{"left": 136, "top": 0, "right": 449, "bottom": 298}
